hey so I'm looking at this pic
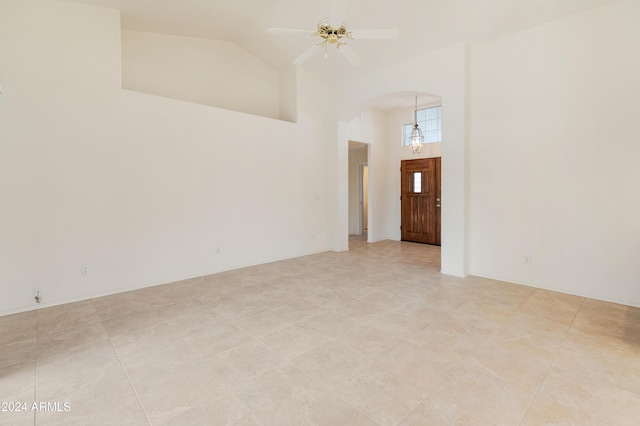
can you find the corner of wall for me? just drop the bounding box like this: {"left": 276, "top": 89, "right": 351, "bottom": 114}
{"left": 279, "top": 65, "right": 298, "bottom": 123}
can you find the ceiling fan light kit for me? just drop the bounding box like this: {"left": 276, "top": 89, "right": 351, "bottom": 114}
{"left": 267, "top": 0, "right": 399, "bottom": 66}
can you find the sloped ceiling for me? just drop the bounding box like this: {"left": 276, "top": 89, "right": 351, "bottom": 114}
{"left": 62, "top": 0, "right": 616, "bottom": 86}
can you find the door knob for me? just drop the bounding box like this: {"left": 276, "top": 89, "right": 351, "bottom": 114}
{"left": 436, "top": 204, "right": 441, "bottom": 208}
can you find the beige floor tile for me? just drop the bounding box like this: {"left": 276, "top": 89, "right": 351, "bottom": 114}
{"left": 0, "top": 338, "right": 36, "bottom": 370}
{"left": 180, "top": 323, "right": 257, "bottom": 359}
{"left": 108, "top": 321, "right": 182, "bottom": 358}
{"left": 159, "top": 391, "right": 262, "bottom": 426}
{"left": 385, "top": 282, "right": 432, "bottom": 300}
{"left": 205, "top": 339, "right": 287, "bottom": 389}
{"left": 231, "top": 309, "right": 292, "bottom": 337}
{"left": 100, "top": 306, "right": 164, "bottom": 338}
{"left": 409, "top": 322, "right": 482, "bottom": 363}
{"left": 36, "top": 348, "right": 146, "bottom": 425}
{"left": 291, "top": 340, "right": 372, "bottom": 389}
{"left": 373, "top": 339, "right": 457, "bottom": 392}
{"left": 269, "top": 299, "right": 327, "bottom": 322}
{"left": 91, "top": 293, "right": 154, "bottom": 321}
{"left": 485, "top": 324, "right": 565, "bottom": 365}
{"left": 36, "top": 300, "right": 102, "bottom": 337}
{"left": 303, "top": 290, "right": 358, "bottom": 310}
{"left": 521, "top": 400, "right": 603, "bottom": 426}
{"left": 455, "top": 299, "right": 519, "bottom": 323}
{"left": 331, "top": 284, "right": 381, "bottom": 300}
{"left": 361, "top": 290, "right": 412, "bottom": 310}
{"left": 332, "top": 299, "right": 389, "bottom": 322}
{"left": 165, "top": 307, "right": 230, "bottom": 337}
{"left": 2, "top": 235, "right": 639, "bottom": 425}
{"left": 459, "top": 341, "right": 550, "bottom": 393}
{"left": 570, "top": 308, "right": 640, "bottom": 344}
{"left": 519, "top": 289, "right": 584, "bottom": 325}
{"left": 296, "top": 391, "right": 379, "bottom": 426}
{"left": 0, "top": 311, "right": 36, "bottom": 344}
{"left": 37, "top": 320, "right": 110, "bottom": 361}
{"left": 298, "top": 310, "right": 360, "bottom": 339}
{"left": 150, "top": 297, "right": 211, "bottom": 322}
{"left": 37, "top": 350, "right": 119, "bottom": 401}
{"left": 35, "top": 367, "right": 147, "bottom": 426}
{"left": 436, "top": 310, "right": 503, "bottom": 339}
{"left": 0, "top": 361, "right": 35, "bottom": 425}
{"left": 552, "top": 332, "right": 640, "bottom": 395}
{"left": 0, "top": 410, "right": 34, "bottom": 426}
{"left": 366, "top": 311, "right": 433, "bottom": 343}
{"left": 232, "top": 363, "right": 333, "bottom": 426}
{"left": 36, "top": 342, "right": 121, "bottom": 400}
{"left": 392, "top": 299, "right": 448, "bottom": 322}
{"left": 523, "top": 366, "right": 640, "bottom": 426}
{"left": 334, "top": 324, "right": 406, "bottom": 360}
{"left": 503, "top": 310, "right": 571, "bottom": 339}
{"left": 413, "top": 286, "right": 478, "bottom": 311}
{"left": 430, "top": 364, "right": 535, "bottom": 425}
{"left": 400, "top": 397, "right": 493, "bottom": 426}
{"left": 258, "top": 324, "right": 327, "bottom": 359}
{"left": 201, "top": 298, "right": 268, "bottom": 322}
{"left": 122, "top": 350, "right": 230, "bottom": 423}
{"left": 333, "top": 365, "right": 428, "bottom": 426}
{"left": 476, "top": 281, "right": 536, "bottom": 307}
{"left": 579, "top": 297, "right": 640, "bottom": 323}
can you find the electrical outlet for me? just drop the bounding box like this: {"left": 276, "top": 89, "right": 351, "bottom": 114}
{"left": 81, "top": 265, "right": 89, "bottom": 276}
{"left": 34, "top": 287, "right": 41, "bottom": 304}
{"left": 215, "top": 247, "right": 221, "bottom": 255}
{"left": 524, "top": 256, "right": 532, "bottom": 265}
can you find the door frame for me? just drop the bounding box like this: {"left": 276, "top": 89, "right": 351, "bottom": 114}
{"left": 358, "top": 162, "right": 368, "bottom": 235}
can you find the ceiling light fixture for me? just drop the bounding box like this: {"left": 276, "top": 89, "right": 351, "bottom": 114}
{"left": 267, "top": 0, "right": 399, "bottom": 66}
{"left": 410, "top": 95, "right": 425, "bottom": 154}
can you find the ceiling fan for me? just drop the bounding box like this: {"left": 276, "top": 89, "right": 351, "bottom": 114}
{"left": 267, "top": 0, "right": 399, "bottom": 66}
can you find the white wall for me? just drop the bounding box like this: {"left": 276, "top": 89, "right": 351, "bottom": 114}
{"left": 121, "top": 30, "right": 280, "bottom": 119}
{"left": 469, "top": 0, "right": 640, "bottom": 306}
{"left": 385, "top": 104, "right": 442, "bottom": 241}
{"left": 0, "top": 0, "right": 331, "bottom": 315}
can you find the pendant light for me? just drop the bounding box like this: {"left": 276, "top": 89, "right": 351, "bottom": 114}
{"left": 409, "top": 95, "right": 424, "bottom": 154}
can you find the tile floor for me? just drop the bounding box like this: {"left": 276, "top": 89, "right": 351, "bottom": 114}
{"left": 2, "top": 236, "right": 640, "bottom": 425}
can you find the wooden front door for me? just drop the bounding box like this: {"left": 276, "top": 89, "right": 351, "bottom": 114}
{"left": 401, "top": 157, "right": 441, "bottom": 245}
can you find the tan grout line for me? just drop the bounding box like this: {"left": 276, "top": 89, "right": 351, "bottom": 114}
{"left": 164, "top": 320, "right": 267, "bottom": 426}
{"left": 568, "top": 297, "right": 587, "bottom": 331}
{"left": 178, "top": 304, "right": 383, "bottom": 425}
{"left": 107, "top": 329, "right": 152, "bottom": 426}
{"left": 516, "top": 297, "right": 586, "bottom": 426}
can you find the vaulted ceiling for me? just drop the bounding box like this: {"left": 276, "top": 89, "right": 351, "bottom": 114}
{"left": 62, "top": 0, "right": 616, "bottom": 86}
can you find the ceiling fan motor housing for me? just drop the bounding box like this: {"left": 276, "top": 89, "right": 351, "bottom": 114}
{"left": 316, "top": 24, "right": 350, "bottom": 44}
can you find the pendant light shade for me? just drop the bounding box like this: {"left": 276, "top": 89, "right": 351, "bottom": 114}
{"left": 410, "top": 95, "right": 424, "bottom": 154}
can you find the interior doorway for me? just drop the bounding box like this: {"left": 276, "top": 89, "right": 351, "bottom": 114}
{"left": 401, "top": 157, "right": 441, "bottom": 245}
{"left": 360, "top": 164, "right": 369, "bottom": 234}
{"left": 348, "top": 141, "right": 369, "bottom": 238}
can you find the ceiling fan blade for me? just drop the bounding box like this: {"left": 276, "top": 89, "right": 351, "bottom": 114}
{"left": 329, "top": 0, "right": 348, "bottom": 27}
{"left": 338, "top": 44, "right": 363, "bottom": 66}
{"left": 267, "top": 28, "right": 315, "bottom": 35}
{"left": 293, "top": 44, "right": 322, "bottom": 65}
{"left": 349, "top": 29, "right": 400, "bottom": 39}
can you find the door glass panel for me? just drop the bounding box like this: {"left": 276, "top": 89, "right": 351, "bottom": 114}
{"left": 413, "top": 172, "right": 422, "bottom": 193}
